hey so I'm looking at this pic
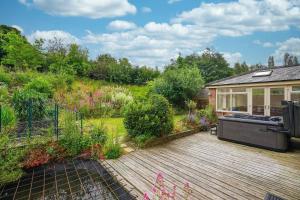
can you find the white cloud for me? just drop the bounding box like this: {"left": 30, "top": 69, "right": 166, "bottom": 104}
{"left": 28, "top": 30, "right": 80, "bottom": 45}
{"left": 253, "top": 40, "right": 274, "bottom": 48}
{"left": 168, "top": 0, "right": 182, "bottom": 4}
{"left": 141, "top": 7, "right": 152, "bottom": 13}
{"left": 273, "top": 37, "right": 300, "bottom": 64}
{"left": 19, "top": 0, "right": 136, "bottom": 19}
{"left": 12, "top": 25, "right": 24, "bottom": 33}
{"left": 222, "top": 52, "right": 243, "bottom": 67}
{"left": 173, "top": 0, "right": 300, "bottom": 36}
{"left": 107, "top": 20, "right": 137, "bottom": 31}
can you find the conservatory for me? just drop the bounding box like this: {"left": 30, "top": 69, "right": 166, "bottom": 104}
{"left": 206, "top": 65, "right": 300, "bottom": 116}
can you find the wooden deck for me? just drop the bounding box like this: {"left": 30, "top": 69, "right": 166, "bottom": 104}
{"left": 105, "top": 132, "right": 300, "bottom": 200}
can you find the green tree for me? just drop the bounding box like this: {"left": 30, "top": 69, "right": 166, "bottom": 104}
{"left": 66, "top": 44, "right": 90, "bottom": 76}
{"left": 268, "top": 56, "right": 275, "bottom": 68}
{"left": 151, "top": 66, "right": 204, "bottom": 107}
{"left": 89, "top": 54, "right": 117, "bottom": 80}
{"left": 234, "top": 62, "right": 249, "bottom": 75}
{"left": 1, "top": 32, "right": 43, "bottom": 70}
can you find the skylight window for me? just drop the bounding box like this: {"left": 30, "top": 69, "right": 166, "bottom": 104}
{"left": 252, "top": 70, "right": 272, "bottom": 77}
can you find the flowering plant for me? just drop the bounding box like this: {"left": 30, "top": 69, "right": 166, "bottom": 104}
{"left": 144, "top": 172, "right": 192, "bottom": 200}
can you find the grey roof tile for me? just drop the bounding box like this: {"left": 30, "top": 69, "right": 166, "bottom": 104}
{"left": 207, "top": 65, "right": 300, "bottom": 86}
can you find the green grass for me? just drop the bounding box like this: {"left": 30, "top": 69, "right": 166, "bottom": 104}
{"left": 85, "top": 114, "right": 185, "bottom": 137}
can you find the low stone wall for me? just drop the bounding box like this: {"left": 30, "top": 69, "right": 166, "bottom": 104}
{"left": 143, "top": 128, "right": 201, "bottom": 148}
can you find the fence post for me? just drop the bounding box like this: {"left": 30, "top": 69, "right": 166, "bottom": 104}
{"left": 55, "top": 104, "right": 59, "bottom": 140}
{"left": 80, "top": 113, "right": 83, "bottom": 135}
{"left": 28, "top": 99, "right": 32, "bottom": 137}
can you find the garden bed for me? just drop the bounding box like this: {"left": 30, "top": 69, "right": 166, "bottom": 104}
{"left": 143, "top": 127, "right": 201, "bottom": 148}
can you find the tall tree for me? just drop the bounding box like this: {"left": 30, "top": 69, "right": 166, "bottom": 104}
{"left": 267, "top": 56, "right": 275, "bottom": 68}
{"left": 284, "top": 53, "right": 290, "bottom": 66}
{"left": 293, "top": 56, "right": 299, "bottom": 66}
{"left": 234, "top": 62, "right": 249, "bottom": 75}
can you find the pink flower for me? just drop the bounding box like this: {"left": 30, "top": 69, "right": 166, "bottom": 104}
{"left": 143, "top": 193, "right": 150, "bottom": 200}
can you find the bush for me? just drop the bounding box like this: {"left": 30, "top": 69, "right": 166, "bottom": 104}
{"left": 0, "top": 134, "right": 24, "bottom": 185}
{"left": 1, "top": 105, "right": 16, "bottom": 133}
{"left": 24, "top": 78, "right": 53, "bottom": 98}
{"left": 90, "top": 124, "right": 107, "bottom": 145}
{"left": 103, "top": 133, "right": 122, "bottom": 159}
{"left": 150, "top": 67, "right": 204, "bottom": 107}
{"left": 197, "top": 105, "right": 218, "bottom": 125}
{"left": 12, "top": 89, "right": 47, "bottom": 121}
{"left": 59, "top": 112, "right": 91, "bottom": 156}
{"left": 0, "top": 86, "right": 9, "bottom": 104}
{"left": 0, "top": 71, "right": 11, "bottom": 86}
{"left": 124, "top": 94, "right": 174, "bottom": 138}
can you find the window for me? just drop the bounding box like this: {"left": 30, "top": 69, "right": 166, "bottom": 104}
{"left": 291, "top": 86, "right": 300, "bottom": 101}
{"left": 217, "top": 88, "right": 248, "bottom": 112}
{"left": 252, "top": 70, "right": 272, "bottom": 77}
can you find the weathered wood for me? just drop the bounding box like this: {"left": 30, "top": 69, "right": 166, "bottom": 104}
{"left": 106, "top": 132, "right": 300, "bottom": 200}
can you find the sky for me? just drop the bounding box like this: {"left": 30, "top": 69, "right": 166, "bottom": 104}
{"left": 0, "top": 0, "right": 300, "bottom": 68}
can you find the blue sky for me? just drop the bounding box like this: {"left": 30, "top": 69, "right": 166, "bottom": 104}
{"left": 0, "top": 0, "right": 299, "bottom": 68}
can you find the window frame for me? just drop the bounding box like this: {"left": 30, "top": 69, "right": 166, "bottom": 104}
{"left": 216, "top": 88, "right": 249, "bottom": 113}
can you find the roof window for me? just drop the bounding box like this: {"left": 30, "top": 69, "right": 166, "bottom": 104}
{"left": 252, "top": 70, "right": 272, "bottom": 77}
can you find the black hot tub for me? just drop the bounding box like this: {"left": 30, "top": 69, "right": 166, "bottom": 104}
{"left": 217, "top": 101, "right": 300, "bottom": 152}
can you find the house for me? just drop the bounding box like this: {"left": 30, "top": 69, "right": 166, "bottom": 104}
{"left": 206, "top": 65, "right": 300, "bottom": 116}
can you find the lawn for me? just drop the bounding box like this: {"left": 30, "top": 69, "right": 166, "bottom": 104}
{"left": 84, "top": 115, "right": 185, "bottom": 137}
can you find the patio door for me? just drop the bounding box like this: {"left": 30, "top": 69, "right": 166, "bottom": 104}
{"left": 252, "top": 87, "right": 285, "bottom": 116}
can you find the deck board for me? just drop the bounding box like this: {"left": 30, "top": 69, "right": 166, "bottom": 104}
{"left": 106, "top": 132, "right": 300, "bottom": 200}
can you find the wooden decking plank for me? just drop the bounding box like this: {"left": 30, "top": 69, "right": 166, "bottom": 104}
{"left": 145, "top": 147, "right": 265, "bottom": 199}
{"left": 106, "top": 132, "right": 300, "bottom": 200}
{"left": 170, "top": 142, "right": 300, "bottom": 191}
{"left": 166, "top": 143, "right": 300, "bottom": 199}
{"left": 133, "top": 151, "right": 254, "bottom": 200}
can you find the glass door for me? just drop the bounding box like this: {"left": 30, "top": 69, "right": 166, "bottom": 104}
{"left": 252, "top": 88, "right": 265, "bottom": 115}
{"left": 269, "top": 88, "right": 285, "bottom": 116}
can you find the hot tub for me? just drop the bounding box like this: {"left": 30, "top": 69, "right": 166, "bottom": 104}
{"left": 217, "top": 114, "right": 289, "bottom": 151}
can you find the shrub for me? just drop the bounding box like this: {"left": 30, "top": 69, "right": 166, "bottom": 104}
{"left": 13, "top": 71, "right": 32, "bottom": 85}
{"left": 89, "top": 124, "right": 107, "bottom": 145}
{"left": 59, "top": 112, "right": 91, "bottom": 156}
{"left": 24, "top": 77, "right": 53, "bottom": 98}
{"left": 12, "top": 89, "right": 47, "bottom": 121}
{"left": 22, "top": 147, "right": 51, "bottom": 169}
{"left": 0, "top": 86, "right": 9, "bottom": 104}
{"left": 103, "top": 133, "right": 122, "bottom": 159}
{"left": 198, "top": 105, "right": 218, "bottom": 125}
{"left": 150, "top": 67, "right": 204, "bottom": 107}
{"left": 0, "top": 133, "right": 24, "bottom": 185}
{"left": 0, "top": 71, "right": 11, "bottom": 86}
{"left": 1, "top": 105, "right": 16, "bottom": 133}
{"left": 124, "top": 94, "right": 174, "bottom": 138}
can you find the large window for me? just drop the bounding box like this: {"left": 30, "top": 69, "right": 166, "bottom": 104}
{"left": 217, "top": 88, "right": 248, "bottom": 112}
{"left": 291, "top": 86, "right": 300, "bottom": 101}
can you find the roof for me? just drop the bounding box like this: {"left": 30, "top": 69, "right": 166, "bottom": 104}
{"left": 206, "top": 65, "right": 300, "bottom": 87}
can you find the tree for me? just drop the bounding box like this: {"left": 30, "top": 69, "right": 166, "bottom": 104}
{"left": 234, "top": 62, "right": 249, "bottom": 75}
{"left": 268, "top": 56, "right": 275, "bottom": 68}
{"left": 293, "top": 56, "right": 299, "bottom": 66}
{"left": 89, "top": 54, "right": 117, "bottom": 80}
{"left": 66, "top": 44, "right": 90, "bottom": 76}
{"left": 151, "top": 66, "right": 204, "bottom": 107}
{"left": 284, "top": 53, "right": 290, "bottom": 66}
{"left": 1, "top": 32, "right": 44, "bottom": 70}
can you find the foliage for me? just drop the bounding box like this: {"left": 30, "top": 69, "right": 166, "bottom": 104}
{"left": 24, "top": 77, "right": 53, "bottom": 98}
{"left": 144, "top": 172, "right": 192, "bottom": 200}
{"left": 55, "top": 83, "right": 133, "bottom": 118}
{"left": 59, "top": 111, "right": 91, "bottom": 156}
{"left": 0, "top": 86, "right": 9, "bottom": 104}
{"left": 233, "top": 62, "right": 249, "bottom": 75}
{"left": 22, "top": 147, "right": 51, "bottom": 169}
{"left": 12, "top": 89, "right": 47, "bottom": 121}
{"left": 103, "top": 133, "right": 122, "bottom": 159}
{"left": 283, "top": 53, "right": 299, "bottom": 67}
{"left": 0, "top": 32, "right": 44, "bottom": 70}
{"left": 151, "top": 67, "right": 204, "bottom": 107}
{"left": 186, "top": 100, "right": 197, "bottom": 124}
{"left": 1, "top": 105, "right": 16, "bottom": 133}
{"left": 124, "top": 94, "right": 174, "bottom": 138}
{"left": 197, "top": 105, "right": 218, "bottom": 125}
{"left": 133, "top": 134, "right": 155, "bottom": 148}
{"left": 0, "top": 70, "right": 11, "bottom": 86}
{"left": 89, "top": 54, "right": 159, "bottom": 85}
{"left": 0, "top": 134, "right": 24, "bottom": 186}
{"left": 89, "top": 123, "right": 107, "bottom": 145}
